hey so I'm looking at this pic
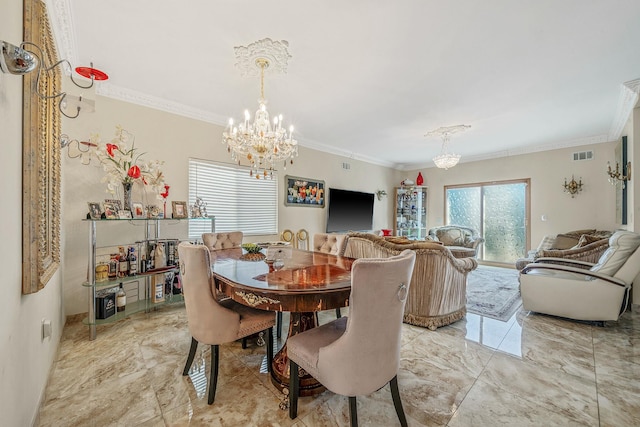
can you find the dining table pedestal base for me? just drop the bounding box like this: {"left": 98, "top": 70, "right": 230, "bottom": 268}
{"left": 270, "top": 312, "right": 326, "bottom": 397}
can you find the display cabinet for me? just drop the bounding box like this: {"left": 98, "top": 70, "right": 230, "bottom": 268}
{"left": 83, "top": 217, "right": 214, "bottom": 340}
{"left": 394, "top": 186, "right": 427, "bottom": 239}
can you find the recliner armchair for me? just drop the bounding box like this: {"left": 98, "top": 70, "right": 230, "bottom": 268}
{"left": 519, "top": 231, "right": 640, "bottom": 322}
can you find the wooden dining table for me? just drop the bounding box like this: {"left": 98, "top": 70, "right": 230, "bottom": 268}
{"left": 210, "top": 247, "right": 355, "bottom": 396}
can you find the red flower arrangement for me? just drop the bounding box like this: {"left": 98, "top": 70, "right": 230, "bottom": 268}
{"left": 93, "top": 126, "right": 165, "bottom": 197}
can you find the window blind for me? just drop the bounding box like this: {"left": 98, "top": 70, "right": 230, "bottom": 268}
{"left": 188, "top": 158, "right": 278, "bottom": 239}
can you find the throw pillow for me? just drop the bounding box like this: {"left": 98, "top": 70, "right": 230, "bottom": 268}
{"left": 551, "top": 233, "right": 581, "bottom": 249}
{"left": 564, "top": 229, "right": 596, "bottom": 238}
{"left": 574, "top": 234, "right": 607, "bottom": 248}
{"left": 384, "top": 236, "right": 412, "bottom": 245}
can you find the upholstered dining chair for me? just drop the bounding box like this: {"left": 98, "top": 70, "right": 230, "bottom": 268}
{"left": 178, "top": 242, "right": 275, "bottom": 405}
{"left": 281, "top": 229, "right": 295, "bottom": 246}
{"left": 296, "top": 229, "right": 309, "bottom": 250}
{"left": 313, "top": 232, "right": 348, "bottom": 318}
{"left": 201, "top": 231, "right": 282, "bottom": 342}
{"left": 202, "top": 231, "right": 243, "bottom": 250}
{"left": 288, "top": 249, "right": 416, "bottom": 426}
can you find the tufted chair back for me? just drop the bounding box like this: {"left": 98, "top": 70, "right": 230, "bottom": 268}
{"left": 313, "top": 233, "right": 347, "bottom": 256}
{"left": 202, "top": 232, "right": 243, "bottom": 250}
{"left": 287, "top": 250, "right": 416, "bottom": 425}
{"left": 178, "top": 243, "right": 241, "bottom": 344}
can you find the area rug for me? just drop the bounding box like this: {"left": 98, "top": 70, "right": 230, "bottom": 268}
{"left": 466, "top": 265, "right": 522, "bottom": 321}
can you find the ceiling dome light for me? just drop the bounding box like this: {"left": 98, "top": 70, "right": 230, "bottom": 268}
{"left": 426, "top": 124, "right": 471, "bottom": 170}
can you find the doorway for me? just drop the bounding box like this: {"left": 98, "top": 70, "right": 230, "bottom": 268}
{"left": 445, "top": 179, "right": 530, "bottom": 264}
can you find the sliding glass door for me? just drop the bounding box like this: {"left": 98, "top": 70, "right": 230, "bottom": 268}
{"left": 445, "top": 179, "right": 530, "bottom": 264}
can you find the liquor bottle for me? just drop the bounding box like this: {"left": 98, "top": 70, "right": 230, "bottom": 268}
{"left": 118, "top": 246, "right": 128, "bottom": 278}
{"left": 128, "top": 246, "right": 138, "bottom": 276}
{"left": 116, "top": 283, "right": 126, "bottom": 312}
{"left": 167, "top": 241, "right": 175, "bottom": 266}
{"left": 140, "top": 254, "right": 147, "bottom": 273}
{"left": 108, "top": 254, "right": 118, "bottom": 280}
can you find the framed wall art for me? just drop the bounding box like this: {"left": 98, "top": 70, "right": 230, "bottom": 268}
{"left": 285, "top": 175, "right": 325, "bottom": 208}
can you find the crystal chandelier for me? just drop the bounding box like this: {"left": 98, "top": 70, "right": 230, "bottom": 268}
{"left": 222, "top": 40, "right": 298, "bottom": 179}
{"left": 426, "top": 124, "right": 471, "bottom": 170}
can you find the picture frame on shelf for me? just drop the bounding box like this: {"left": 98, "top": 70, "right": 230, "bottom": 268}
{"left": 104, "top": 199, "right": 122, "bottom": 213}
{"left": 285, "top": 175, "right": 325, "bottom": 208}
{"left": 147, "top": 205, "right": 161, "bottom": 218}
{"left": 172, "top": 201, "right": 188, "bottom": 218}
{"left": 132, "top": 202, "right": 145, "bottom": 219}
{"left": 118, "top": 210, "right": 132, "bottom": 219}
{"left": 103, "top": 202, "right": 118, "bottom": 219}
{"left": 87, "top": 202, "right": 102, "bottom": 220}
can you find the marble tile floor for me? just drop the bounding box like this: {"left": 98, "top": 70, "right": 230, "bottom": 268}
{"left": 36, "top": 303, "right": 640, "bottom": 426}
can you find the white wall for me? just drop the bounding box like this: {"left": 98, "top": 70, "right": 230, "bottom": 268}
{"left": 61, "top": 95, "right": 398, "bottom": 316}
{"left": 0, "top": 0, "right": 65, "bottom": 425}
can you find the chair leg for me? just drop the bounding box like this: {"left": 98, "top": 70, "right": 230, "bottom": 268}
{"left": 266, "top": 327, "right": 274, "bottom": 374}
{"left": 289, "top": 360, "right": 299, "bottom": 419}
{"left": 390, "top": 376, "right": 408, "bottom": 427}
{"left": 349, "top": 396, "right": 358, "bottom": 427}
{"left": 208, "top": 344, "right": 219, "bottom": 405}
{"left": 276, "top": 312, "right": 283, "bottom": 338}
{"left": 242, "top": 337, "right": 248, "bottom": 349}
{"left": 336, "top": 308, "right": 342, "bottom": 318}
{"left": 182, "top": 337, "right": 198, "bottom": 376}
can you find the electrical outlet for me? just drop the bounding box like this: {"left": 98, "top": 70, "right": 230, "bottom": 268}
{"left": 42, "top": 318, "right": 52, "bottom": 340}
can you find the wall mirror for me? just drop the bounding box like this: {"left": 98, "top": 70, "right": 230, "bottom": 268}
{"left": 22, "top": 0, "right": 61, "bottom": 294}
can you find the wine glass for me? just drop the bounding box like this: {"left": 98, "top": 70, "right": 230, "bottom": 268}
{"left": 273, "top": 256, "right": 285, "bottom": 271}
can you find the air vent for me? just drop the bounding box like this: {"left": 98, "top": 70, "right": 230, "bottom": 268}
{"left": 572, "top": 151, "right": 593, "bottom": 161}
{"left": 342, "top": 162, "right": 351, "bottom": 170}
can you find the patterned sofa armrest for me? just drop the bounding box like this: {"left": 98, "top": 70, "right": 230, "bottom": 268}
{"left": 535, "top": 238, "right": 609, "bottom": 264}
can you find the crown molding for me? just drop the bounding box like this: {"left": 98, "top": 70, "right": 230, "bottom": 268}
{"left": 45, "top": 0, "right": 77, "bottom": 69}
{"left": 92, "top": 82, "right": 615, "bottom": 172}
{"left": 397, "top": 133, "right": 611, "bottom": 171}
{"left": 609, "top": 78, "right": 640, "bottom": 141}
{"left": 297, "top": 138, "right": 397, "bottom": 169}
{"left": 96, "top": 83, "right": 230, "bottom": 125}
{"left": 40, "top": 2, "right": 640, "bottom": 173}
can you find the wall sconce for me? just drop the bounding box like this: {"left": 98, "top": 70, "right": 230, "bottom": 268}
{"left": 60, "top": 134, "right": 97, "bottom": 165}
{"left": 607, "top": 161, "right": 632, "bottom": 186}
{"left": 563, "top": 175, "right": 583, "bottom": 198}
{"left": 0, "top": 40, "right": 38, "bottom": 74}
{"left": 0, "top": 39, "right": 107, "bottom": 118}
{"left": 376, "top": 190, "right": 387, "bottom": 200}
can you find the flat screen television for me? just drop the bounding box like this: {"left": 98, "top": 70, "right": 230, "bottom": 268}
{"left": 326, "top": 188, "right": 375, "bottom": 233}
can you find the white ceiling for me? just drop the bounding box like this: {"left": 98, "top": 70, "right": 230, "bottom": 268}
{"left": 47, "top": 0, "right": 640, "bottom": 169}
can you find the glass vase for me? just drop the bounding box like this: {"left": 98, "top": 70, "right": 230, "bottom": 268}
{"left": 122, "top": 182, "right": 133, "bottom": 212}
